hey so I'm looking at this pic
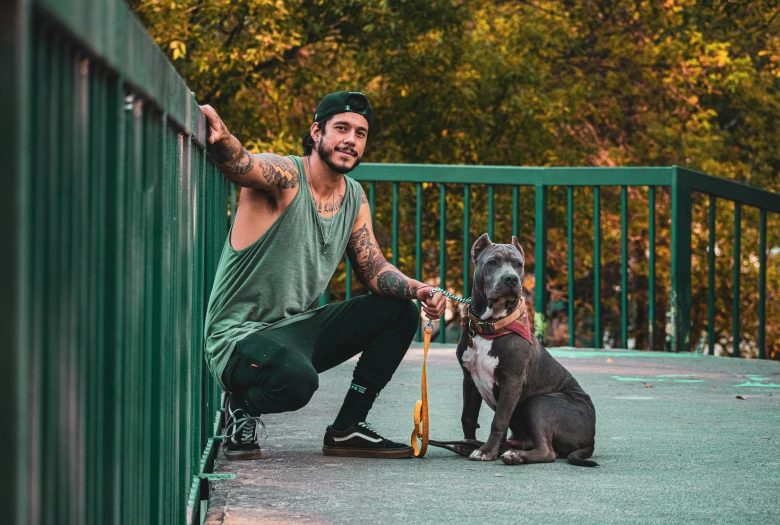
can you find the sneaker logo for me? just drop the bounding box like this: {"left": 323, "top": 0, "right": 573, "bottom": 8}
{"left": 350, "top": 383, "right": 366, "bottom": 394}
{"left": 333, "top": 432, "right": 382, "bottom": 443}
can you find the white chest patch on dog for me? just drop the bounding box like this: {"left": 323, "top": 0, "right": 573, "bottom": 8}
{"left": 461, "top": 336, "right": 499, "bottom": 410}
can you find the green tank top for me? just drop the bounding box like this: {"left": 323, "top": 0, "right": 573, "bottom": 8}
{"left": 204, "top": 155, "right": 363, "bottom": 389}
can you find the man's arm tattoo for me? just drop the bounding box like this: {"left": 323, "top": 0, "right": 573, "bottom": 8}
{"left": 209, "top": 133, "right": 256, "bottom": 176}
{"left": 347, "top": 224, "right": 390, "bottom": 284}
{"left": 376, "top": 270, "right": 418, "bottom": 299}
{"left": 347, "top": 223, "right": 418, "bottom": 299}
{"left": 259, "top": 154, "right": 299, "bottom": 189}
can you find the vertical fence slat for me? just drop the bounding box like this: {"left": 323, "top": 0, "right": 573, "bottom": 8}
{"left": 3, "top": 1, "right": 29, "bottom": 523}
{"left": 534, "top": 185, "right": 547, "bottom": 343}
{"left": 463, "top": 184, "right": 471, "bottom": 300}
{"left": 30, "top": 23, "right": 50, "bottom": 525}
{"left": 567, "top": 187, "right": 575, "bottom": 347}
{"left": 392, "top": 182, "right": 399, "bottom": 267}
{"left": 648, "top": 187, "right": 656, "bottom": 350}
{"left": 46, "top": 33, "right": 63, "bottom": 525}
{"left": 621, "top": 186, "right": 628, "bottom": 348}
{"left": 369, "top": 181, "right": 376, "bottom": 229}
{"left": 593, "top": 187, "right": 601, "bottom": 348}
{"left": 488, "top": 185, "right": 495, "bottom": 240}
{"left": 732, "top": 202, "right": 741, "bottom": 357}
{"left": 76, "top": 56, "right": 90, "bottom": 525}
{"left": 671, "top": 171, "right": 692, "bottom": 353}
{"left": 707, "top": 195, "right": 716, "bottom": 355}
{"left": 416, "top": 182, "right": 423, "bottom": 340}
{"left": 512, "top": 186, "right": 519, "bottom": 238}
{"left": 61, "top": 42, "right": 77, "bottom": 525}
{"left": 439, "top": 184, "right": 446, "bottom": 343}
{"left": 148, "top": 110, "right": 165, "bottom": 525}
{"left": 758, "top": 209, "right": 766, "bottom": 359}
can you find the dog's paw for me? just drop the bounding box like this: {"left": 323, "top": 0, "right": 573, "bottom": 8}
{"left": 469, "top": 448, "right": 498, "bottom": 461}
{"left": 501, "top": 450, "right": 526, "bottom": 465}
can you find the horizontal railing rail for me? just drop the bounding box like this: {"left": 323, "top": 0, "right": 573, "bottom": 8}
{"left": 7, "top": 0, "right": 226, "bottom": 524}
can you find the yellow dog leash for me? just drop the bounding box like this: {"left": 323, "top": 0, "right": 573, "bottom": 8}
{"left": 411, "top": 288, "right": 474, "bottom": 457}
{"left": 411, "top": 320, "right": 433, "bottom": 457}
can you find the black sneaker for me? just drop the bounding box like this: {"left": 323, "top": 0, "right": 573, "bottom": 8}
{"left": 221, "top": 393, "right": 265, "bottom": 461}
{"left": 322, "top": 422, "right": 414, "bottom": 458}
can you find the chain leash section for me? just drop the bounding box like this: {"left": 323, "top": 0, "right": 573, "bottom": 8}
{"left": 428, "top": 287, "right": 471, "bottom": 305}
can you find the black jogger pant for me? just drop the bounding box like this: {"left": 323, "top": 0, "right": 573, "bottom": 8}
{"left": 221, "top": 294, "right": 419, "bottom": 416}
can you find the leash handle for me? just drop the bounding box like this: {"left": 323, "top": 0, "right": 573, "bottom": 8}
{"left": 411, "top": 322, "right": 432, "bottom": 457}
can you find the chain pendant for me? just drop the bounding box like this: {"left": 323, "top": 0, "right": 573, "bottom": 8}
{"left": 323, "top": 243, "right": 328, "bottom": 254}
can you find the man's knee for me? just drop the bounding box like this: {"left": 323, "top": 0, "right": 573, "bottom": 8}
{"left": 275, "top": 368, "right": 319, "bottom": 411}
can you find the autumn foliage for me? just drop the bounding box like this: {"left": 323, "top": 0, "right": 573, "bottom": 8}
{"left": 131, "top": 0, "right": 779, "bottom": 358}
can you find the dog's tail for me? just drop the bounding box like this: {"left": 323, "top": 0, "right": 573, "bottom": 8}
{"left": 567, "top": 447, "right": 598, "bottom": 467}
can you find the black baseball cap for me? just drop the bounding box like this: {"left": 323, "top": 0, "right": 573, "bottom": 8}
{"left": 303, "top": 91, "right": 373, "bottom": 144}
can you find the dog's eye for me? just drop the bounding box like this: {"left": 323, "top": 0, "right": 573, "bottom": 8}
{"left": 487, "top": 260, "right": 498, "bottom": 266}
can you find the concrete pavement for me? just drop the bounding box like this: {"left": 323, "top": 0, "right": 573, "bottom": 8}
{"left": 204, "top": 344, "right": 780, "bottom": 525}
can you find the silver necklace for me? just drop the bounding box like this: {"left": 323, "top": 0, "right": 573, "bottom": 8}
{"left": 306, "top": 155, "right": 337, "bottom": 253}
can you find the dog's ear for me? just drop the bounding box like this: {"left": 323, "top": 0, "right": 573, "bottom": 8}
{"left": 471, "top": 233, "right": 493, "bottom": 264}
{"left": 511, "top": 236, "right": 525, "bottom": 260}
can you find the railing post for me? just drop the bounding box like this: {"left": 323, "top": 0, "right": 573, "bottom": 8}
{"left": 648, "top": 187, "right": 656, "bottom": 350}
{"left": 567, "top": 187, "right": 575, "bottom": 347}
{"left": 707, "top": 195, "right": 716, "bottom": 355}
{"left": 758, "top": 209, "right": 766, "bottom": 359}
{"left": 671, "top": 168, "right": 692, "bottom": 353}
{"left": 2, "top": 0, "right": 29, "bottom": 522}
{"left": 594, "top": 187, "right": 601, "bottom": 348}
{"left": 732, "top": 202, "right": 741, "bottom": 357}
{"left": 463, "top": 184, "right": 471, "bottom": 301}
{"left": 439, "top": 183, "right": 446, "bottom": 343}
{"left": 534, "top": 185, "right": 548, "bottom": 343}
{"left": 415, "top": 182, "right": 423, "bottom": 340}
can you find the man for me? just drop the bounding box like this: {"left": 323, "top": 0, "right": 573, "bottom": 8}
{"left": 201, "top": 91, "right": 446, "bottom": 460}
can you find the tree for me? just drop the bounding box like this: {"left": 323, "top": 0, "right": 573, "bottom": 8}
{"left": 131, "top": 0, "right": 780, "bottom": 358}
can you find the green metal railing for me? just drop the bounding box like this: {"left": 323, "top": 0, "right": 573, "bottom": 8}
{"left": 5, "top": 0, "right": 228, "bottom": 523}
{"left": 316, "top": 165, "right": 778, "bottom": 358}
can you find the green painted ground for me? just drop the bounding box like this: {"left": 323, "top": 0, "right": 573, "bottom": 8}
{"left": 205, "top": 346, "right": 780, "bottom": 525}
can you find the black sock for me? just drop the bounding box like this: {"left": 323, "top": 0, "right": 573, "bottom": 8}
{"left": 332, "top": 383, "right": 380, "bottom": 429}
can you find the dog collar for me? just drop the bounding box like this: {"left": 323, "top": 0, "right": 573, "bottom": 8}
{"left": 460, "top": 299, "right": 532, "bottom": 346}
{"left": 465, "top": 302, "right": 525, "bottom": 335}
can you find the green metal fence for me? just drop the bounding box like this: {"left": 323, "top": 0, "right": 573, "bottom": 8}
{"left": 322, "top": 165, "right": 779, "bottom": 359}
{"left": 4, "top": 0, "right": 228, "bottom": 523}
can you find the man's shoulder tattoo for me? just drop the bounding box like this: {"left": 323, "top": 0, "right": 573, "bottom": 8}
{"left": 258, "top": 154, "right": 299, "bottom": 189}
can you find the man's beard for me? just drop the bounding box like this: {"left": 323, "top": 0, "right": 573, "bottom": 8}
{"left": 317, "top": 140, "right": 362, "bottom": 174}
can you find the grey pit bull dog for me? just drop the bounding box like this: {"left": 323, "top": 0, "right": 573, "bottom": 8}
{"left": 456, "top": 233, "right": 597, "bottom": 467}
